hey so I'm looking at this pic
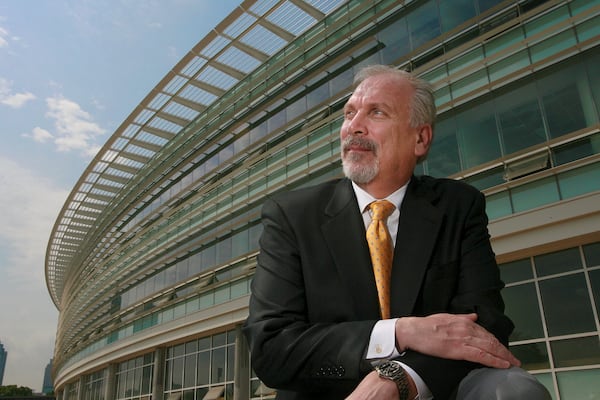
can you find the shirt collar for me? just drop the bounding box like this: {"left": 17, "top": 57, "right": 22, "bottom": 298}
{"left": 351, "top": 180, "right": 409, "bottom": 214}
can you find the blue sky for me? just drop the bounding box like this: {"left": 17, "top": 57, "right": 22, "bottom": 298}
{"left": 0, "top": 0, "right": 240, "bottom": 391}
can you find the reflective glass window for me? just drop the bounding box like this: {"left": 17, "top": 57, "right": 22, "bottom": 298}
{"left": 534, "top": 247, "right": 582, "bottom": 277}
{"left": 428, "top": 117, "right": 461, "bottom": 177}
{"left": 407, "top": 0, "right": 440, "bottom": 50}
{"left": 585, "top": 49, "right": 600, "bottom": 120}
{"left": 378, "top": 17, "right": 410, "bottom": 65}
{"left": 499, "top": 258, "right": 533, "bottom": 284}
{"left": 551, "top": 336, "right": 600, "bottom": 368}
{"left": 510, "top": 342, "right": 549, "bottom": 370}
{"left": 504, "top": 283, "right": 544, "bottom": 341}
{"left": 463, "top": 166, "right": 504, "bottom": 191}
{"left": 484, "top": 26, "right": 524, "bottom": 56}
{"left": 456, "top": 101, "right": 501, "bottom": 169}
{"left": 477, "top": 0, "right": 503, "bottom": 12}
{"left": 557, "top": 369, "right": 600, "bottom": 400}
{"left": 553, "top": 134, "right": 598, "bottom": 166}
{"left": 539, "top": 273, "right": 596, "bottom": 336}
{"left": 307, "top": 81, "right": 330, "bottom": 110}
{"left": 197, "top": 351, "right": 210, "bottom": 385}
{"left": 511, "top": 176, "right": 559, "bottom": 213}
{"left": 450, "top": 69, "right": 488, "bottom": 99}
{"left": 530, "top": 30, "right": 577, "bottom": 64}
{"left": 589, "top": 269, "right": 600, "bottom": 320}
{"left": 497, "top": 83, "right": 546, "bottom": 154}
{"left": 539, "top": 63, "right": 590, "bottom": 139}
{"left": 485, "top": 191, "right": 512, "bottom": 220}
{"left": 558, "top": 162, "right": 600, "bottom": 199}
{"left": 439, "top": 0, "right": 476, "bottom": 32}
{"left": 488, "top": 50, "right": 530, "bottom": 82}
{"left": 584, "top": 242, "right": 600, "bottom": 267}
{"left": 525, "top": 6, "right": 570, "bottom": 37}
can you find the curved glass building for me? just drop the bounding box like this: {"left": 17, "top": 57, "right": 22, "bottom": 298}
{"left": 46, "top": 1, "right": 600, "bottom": 399}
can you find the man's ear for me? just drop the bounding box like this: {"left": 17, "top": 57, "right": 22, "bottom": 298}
{"left": 414, "top": 124, "right": 433, "bottom": 158}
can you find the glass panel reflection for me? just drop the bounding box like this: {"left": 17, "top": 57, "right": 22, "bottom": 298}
{"left": 510, "top": 342, "right": 549, "bottom": 370}
{"left": 539, "top": 273, "right": 596, "bottom": 336}
{"left": 551, "top": 336, "right": 600, "bottom": 368}
{"left": 534, "top": 247, "right": 582, "bottom": 277}
{"left": 504, "top": 283, "right": 544, "bottom": 341}
{"left": 557, "top": 369, "right": 600, "bottom": 400}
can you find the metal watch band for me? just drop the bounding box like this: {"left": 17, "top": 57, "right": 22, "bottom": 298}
{"left": 375, "top": 360, "right": 410, "bottom": 400}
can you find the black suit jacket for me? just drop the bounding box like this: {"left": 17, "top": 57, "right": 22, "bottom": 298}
{"left": 243, "top": 176, "right": 514, "bottom": 399}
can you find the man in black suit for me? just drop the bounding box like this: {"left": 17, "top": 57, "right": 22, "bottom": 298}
{"left": 243, "top": 65, "right": 550, "bottom": 399}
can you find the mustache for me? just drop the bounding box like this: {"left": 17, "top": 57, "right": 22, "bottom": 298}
{"left": 341, "top": 136, "right": 377, "bottom": 152}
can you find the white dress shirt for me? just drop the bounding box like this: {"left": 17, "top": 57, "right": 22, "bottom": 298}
{"left": 352, "top": 181, "right": 433, "bottom": 400}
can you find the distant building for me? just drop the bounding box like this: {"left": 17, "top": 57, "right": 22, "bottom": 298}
{"left": 46, "top": 1, "right": 600, "bottom": 399}
{"left": 42, "top": 359, "right": 53, "bottom": 394}
{"left": 0, "top": 341, "right": 6, "bottom": 386}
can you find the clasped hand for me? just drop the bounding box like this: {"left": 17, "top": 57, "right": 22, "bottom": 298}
{"left": 346, "top": 313, "right": 520, "bottom": 400}
{"left": 395, "top": 312, "right": 520, "bottom": 369}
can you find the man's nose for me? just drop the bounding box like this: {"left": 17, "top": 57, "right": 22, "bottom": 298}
{"left": 348, "top": 112, "right": 366, "bottom": 135}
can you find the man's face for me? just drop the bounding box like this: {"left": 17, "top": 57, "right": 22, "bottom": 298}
{"left": 340, "top": 73, "right": 426, "bottom": 189}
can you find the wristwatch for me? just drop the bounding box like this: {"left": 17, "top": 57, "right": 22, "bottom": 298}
{"left": 375, "top": 360, "right": 410, "bottom": 400}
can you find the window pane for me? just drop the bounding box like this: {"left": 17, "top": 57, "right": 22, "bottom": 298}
{"left": 407, "top": 0, "right": 441, "bottom": 49}
{"left": 486, "top": 191, "right": 512, "bottom": 220}
{"left": 558, "top": 162, "right": 600, "bottom": 199}
{"left": 589, "top": 269, "right": 600, "bottom": 319}
{"left": 489, "top": 50, "right": 530, "bottom": 82}
{"left": 197, "top": 351, "right": 210, "bottom": 386}
{"left": 511, "top": 177, "right": 559, "bottom": 213}
{"left": 439, "top": 0, "right": 476, "bottom": 32}
{"left": 477, "top": 0, "right": 502, "bottom": 11}
{"left": 451, "top": 69, "right": 488, "bottom": 99}
{"left": 211, "top": 347, "right": 226, "bottom": 384}
{"left": 530, "top": 30, "right": 577, "bottom": 64}
{"left": 504, "top": 283, "right": 544, "bottom": 340}
{"left": 428, "top": 117, "right": 461, "bottom": 177}
{"left": 510, "top": 342, "right": 549, "bottom": 370}
{"left": 184, "top": 354, "right": 195, "bottom": 388}
{"left": 557, "top": 369, "right": 600, "bottom": 400}
{"left": 539, "top": 273, "right": 596, "bottom": 336}
{"left": 497, "top": 83, "right": 547, "bottom": 154}
{"left": 499, "top": 258, "right": 533, "bottom": 284}
{"left": 551, "top": 336, "right": 600, "bottom": 368}
{"left": 379, "top": 17, "right": 410, "bottom": 64}
{"left": 584, "top": 242, "right": 600, "bottom": 267}
{"left": 171, "top": 357, "right": 184, "bottom": 390}
{"left": 534, "top": 247, "right": 582, "bottom": 277}
{"left": 463, "top": 167, "right": 504, "bottom": 191}
{"left": 539, "top": 63, "right": 589, "bottom": 139}
{"left": 457, "top": 101, "right": 501, "bottom": 168}
{"left": 553, "top": 134, "right": 598, "bottom": 166}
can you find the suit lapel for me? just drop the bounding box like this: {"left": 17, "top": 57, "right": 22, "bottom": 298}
{"left": 321, "top": 179, "right": 381, "bottom": 318}
{"left": 391, "top": 178, "right": 443, "bottom": 316}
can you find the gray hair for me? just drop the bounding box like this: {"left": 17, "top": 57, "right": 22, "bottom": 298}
{"left": 353, "top": 65, "right": 436, "bottom": 130}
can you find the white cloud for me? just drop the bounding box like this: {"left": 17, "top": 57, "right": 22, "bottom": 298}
{"left": 25, "top": 126, "right": 54, "bottom": 143}
{"left": 45, "top": 95, "right": 106, "bottom": 155}
{"left": 0, "top": 78, "right": 36, "bottom": 108}
{"left": 0, "top": 26, "right": 8, "bottom": 47}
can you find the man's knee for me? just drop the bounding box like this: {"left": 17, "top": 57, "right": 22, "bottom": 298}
{"left": 457, "top": 367, "right": 551, "bottom": 400}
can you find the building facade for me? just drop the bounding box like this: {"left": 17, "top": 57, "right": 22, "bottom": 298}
{"left": 43, "top": 359, "right": 54, "bottom": 395}
{"left": 45, "top": 0, "right": 600, "bottom": 399}
{"left": 0, "top": 341, "right": 6, "bottom": 386}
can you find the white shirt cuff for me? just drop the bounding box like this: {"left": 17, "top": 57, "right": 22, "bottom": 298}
{"left": 367, "top": 319, "right": 433, "bottom": 400}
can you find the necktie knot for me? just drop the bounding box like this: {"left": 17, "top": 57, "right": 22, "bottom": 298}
{"left": 369, "top": 200, "right": 395, "bottom": 221}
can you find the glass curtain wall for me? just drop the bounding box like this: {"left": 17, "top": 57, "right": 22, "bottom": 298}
{"left": 500, "top": 241, "right": 600, "bottom": 399}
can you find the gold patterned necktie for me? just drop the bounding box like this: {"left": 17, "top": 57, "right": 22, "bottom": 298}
{"left": 366, "top": 200, "right": 396, "bottom": 319}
